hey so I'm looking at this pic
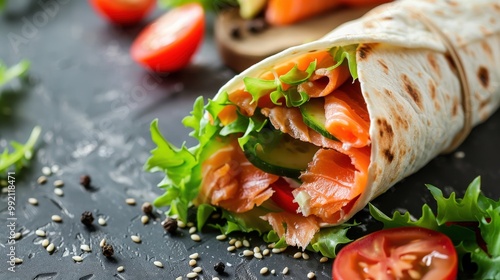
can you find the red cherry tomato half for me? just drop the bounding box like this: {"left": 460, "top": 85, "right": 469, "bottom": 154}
{"left": 270, "top": 178, "right": 300, "bottom": 213}
{"left": 90, "top": 0, "right": 156, "bottom": 25}
{"left": 333, "top": 227, "right": 457, "bottom": 280}
{"left": 130, "top": 3, "right": 205, "bottom": 73}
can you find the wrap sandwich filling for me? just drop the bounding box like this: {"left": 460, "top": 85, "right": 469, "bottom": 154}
{"left": 146, "top": 0, "right": 500, "bottom": 251}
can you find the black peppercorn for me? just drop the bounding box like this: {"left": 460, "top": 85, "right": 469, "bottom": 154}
{"left": 102, "top": 244, "right": 114, "bottom": 258}
{"left": 80, "top": 175, "right": 91, "bottom": 188}
{"left": 162, "top": 217, "right": 177, "bottom": 234}
{"left": 80, "top": 211, "right": 94, "bottom": 226}
{"left": 141, "top": 202, "right": 153, "bottom": 214}
{"left": 214, "top": 261, "right": 225, "bottom": 274}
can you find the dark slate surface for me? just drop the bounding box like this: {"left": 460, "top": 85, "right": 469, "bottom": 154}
{"left": 0, "top": 1, "right": 499, "bottom": 279}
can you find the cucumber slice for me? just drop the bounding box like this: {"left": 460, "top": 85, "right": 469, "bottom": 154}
{"left": 243, "top": 131, "right": 319, "bottom": 178}
{"left": 300, "top": 98, "right": 338, "bottom": 141}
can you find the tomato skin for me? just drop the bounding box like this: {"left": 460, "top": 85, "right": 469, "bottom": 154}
{"left": 90, "top": 0, "right": 156, "bottom": 25}
{"left": 333, "top": 227, "right": 457, "bottom": 280}
{"left": 130, "top": 3, "right": 205, "bottom": 73}
{"left": 270, "top": 178, "right": 300, "bottom": 213}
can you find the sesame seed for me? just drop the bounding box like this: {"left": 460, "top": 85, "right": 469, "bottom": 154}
{"left": 117, "top": 266, "right": 124, "bottom": 272}
{"left": 189, "top": 253, "right": 199, "bottom": 259}
{"left": 228, "top": 238, "right": 237, "bottom": 245}
{"left": 282, "top": 267, "right": 289, "bottom": 275}
{"left": 28, "top": 198, "right": 38, "bottom": 205}
{"left": 268, "top": 243, "right": 275, "bottom": 248}
{"left": 227, "top": 246, "right": 236, "bottom": 252}
{"left": 72, "top": 256, "right": 83, "bottom": 262}
{"left": 98, "top": 217, "right": 107, "bottom": 226}
{"left": 408, "top": 269, "right": 421, "bottom": 279}
{"left": 176, "top": 277, "right": 183, "bottom": 280}
{"left": 186, "top": 272, "right": 198, "bottom": 278}
{"left": 254, "top": 252, "right": 263, "bottom": 259}
{"left": 260, "top": 267, "right": 269, "bottom": 275}
{"left": 37, "top": 176, "right": 48, "bottom": 185}
{"left": 42, "top": 239, "right": 49, "bottom": 247}
{"left": 243, "top": 250, "right": 254, "bottom": 257}
{"left": 80, "top": 244, "right": 91, "bottom": 252}
{"left": 191, "top": 234, "right": 201, "bottom": 242}
{"left": 51, "top": 165, "right": 60, "bottom": 173}
{"left": 320, "top": 256, "right": 329, "bottom": 263}
{"left": 307, "top": 272, "right": 315, "bottom": 279}
{"left": 253, "top": 247, "right": 261, "bottom": 253}
{"left": 14, "top": 232, "right": 22, "bottom": 240}
{"left": 454, "top": 151, "right": 465, "bottom": 159}
{"left": 51, "top": 215, "right": 62, "bottom": 222}
{"left": 125, "top": 198, "right": 136, "bottom": 205}
{"left": 177, "top": 220, "right": 186, "bottom": 228}
{"left": 153, "top": 261, "right": 163, "bottom": 268}
{"left": 187, "top": 222, "right": 194, "bottom": 227}
{"left": 189, "top": 259, "right": 197, "bottom": 266}
{"left": 235, "top": 240, "right": 242, "bottom": 248}
{"left": 303, "top": 252, "right": 310, "bottom": 260}
{"left": 141, "top": 215, "right": 149, "bottom": 224}
{"left": 262, "top": 249, "right": 270, "bottom": 256}
{"left": 271, "top": 269, "right": 276, "bottom": 275}
{"left": 35, "top": 229, "right": 46, "bottom": 237}
{"left": 189, "top": 227, "right": 196, "bottom": 234}
{"left": 131, "top": 235, "right": 141, "bottom": 243}
{"left": 54, "top": 188, "right": 63, "bottom": 196}
{"left": 216, "top": 234, "right": 226, "bottom": 241}
{"left": 193, "top": 267, "right": 202, "bottom": 273}
{"left": 53, "top": 180, "right": 64, "bottom": 187}
{"left": 213, "top": 278, "right": 220, "bottom": 280}
{"left": 272, "top": 247, "right": 286, "bottom": 253}
{"left": 99, "top": 238, "right": 106, "bottom": 247}
{"left": 46, "top": 243, "right": 55, "bottom": 253}
{"left": 14, "top": 258, "right": 23, "bottom": 264}
{"left": 242, "top": 240, "right": 250, "bottom": 247}
{"left": 42, "top": 166, "right": 52, "bottom": 176}
{"left": 293, "top": 252, "right": 302, "bottom": 259}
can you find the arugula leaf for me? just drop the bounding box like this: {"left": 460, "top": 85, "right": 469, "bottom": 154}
{"left": 279, "top": 60, "right": 317, "bottom": 85}
{"left": 0, "top": 60, "right": 30, "bottom": 89}
{"left": 0, "top": 126, "right": 41, "bottom": 178}
{"left": 329, "top": 45, "right": 358, "bottom": 79}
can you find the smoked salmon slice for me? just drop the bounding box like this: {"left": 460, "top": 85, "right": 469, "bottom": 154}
{"left": 261, "top": 212, "right": 320, "bottom": 249}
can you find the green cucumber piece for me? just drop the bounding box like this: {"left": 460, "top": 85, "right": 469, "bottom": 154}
{"left": 300, "top": 98, "right": 338, "bottom": 141}
{"left": 243, "top": 131, "right": 319, "bottom": 178}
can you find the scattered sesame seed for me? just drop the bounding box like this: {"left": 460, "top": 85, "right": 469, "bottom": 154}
{"left": 153, "top": 261, "right": 163, "bottom": 268}
{"left": 282, "top": 267, "right": 289, "bottom": 275}
{"left": 187, "top": 222, "right": 194, "bottom": 227}
{"left": 189, "top": 227, "right": 196, "bottom": 234}
{"left": 213, "top": 278, "right": 220, "bottom": 280}
{"left": 177, "top": 220, "right": 186, "bottom": 228}
{"left": 320, "top": 256, "right": 329, "bottom": 263}
{"left": 216, "top": 234, "right": 226, "bottom": 241}
{"left": 271, "top": 269, "right": 276, "bottom": 275}
{"left": 186, "top": 272, "right": 198, "bottom": 279}
{"left": 229, "top": 238, "right": 237, "bottom": 245}
{"left": 98, "top": 217, "right": 107, "bottom": 226}
{"left": 189, "top": 253, "right": 199, "bottom": 259}
{"left": 14, "top": 232, "right": 22, "bottom": 240}
{"left": 72, "top": 256, "right": 83, "bottom": 262}
{"left": 54, "top": 188, "right": 63, "bottom": 196}
{"left": 272, "top": 247, "right": 286, "bottom": 254}
{"left": 51, "top": 215, "right": 62, "bottom": 223}
{"left": 191, "top": 234, "right": 201, "bottom": 242}
{"left": 267, "top": 243, "right": 275, "bottom": 248}
{"left": 42, "top": 166, "right": 52, "bottom": 176}
{"left": 227, "top": 246, "right": 236, "bottom": 252}
{"left": 80, "top": 244, "right": 91, "bottom": 252}
{"left": 28, "top": 198, "right": 38, "bottom": 205}
{"left": 125, "top": 198, "right": 136, "bottom": 205}
{"left": 193, "top": 267, "right": 202, "bottom": 273}
{"left": 141, "top": 215, "right": 149, "bottom": 224}
{"left": 99, "top": 238, "right": 106, "bottom": 247}
{"left": 176, "top": 277, "right": 183, "bottom": 280}
{"left": 37, "top": 176, "right": 48, "bottom": 185}
{"left": 303, "top": 252, "right": 310, "bottom": 260}
{"left": 307, "top": 272, "right": 316, "bottom": 279}
{"left": 243, "top": 250, "right": 254, "bottom": 257}
{"left": 293, "top": 252, "right": 302, "bottom": 259}
{"left": 454, "top": 151, "right": 465, "bottom": 159}
{"left": 254, "top": 252, "right": 263, "bottom": 259}
{"left": 35, "top": 229, "right": 46, "bottom": 237}
{"left": 235, "top": 240, "right": 242, "bottom": 248}
{"left": 14, "top": 258, "right": 23, "bottom": 264}
{"left": 242, "top": 239, "right": 250, "bottom": 247}
{"left": 51, "top": 165, "right": 60, "bottom": 173}
{"left": 42, "top": 239, "right": 49, "bottom": 247}
{"left": 260, "top": 267, "right": 269, "bottom": 275}
{"left": 131, "top": 235, "right": 141, "bottom": 243}
{"left": 189, "top": 259, "right": 197, "bottom": 266}
{"left": 253, "top": 247, "right": 261, "bottom": 253}
{"left": 53, "top": 180, "right": 64, "bottom": 187}
{"left": 262, "top": 249, "right": 270, "bottom": 256}
{"left": 46, "top": 243, "right": 55, "bottom": 253}
{"left": 117, "top": 266, "right": 124, "bottom": 272}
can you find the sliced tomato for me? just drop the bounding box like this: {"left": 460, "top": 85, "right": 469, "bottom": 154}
{"left": 90, "top": 0, "right": 156, "bottom": 25}
{"left": 270, "top": 178, "right": 300, "bottom": 213}
{"left": 130, "top": 3, "right": 205, "bottom": 72}
{"left": 333, "top": 227, "right": 457, "bottom": 280}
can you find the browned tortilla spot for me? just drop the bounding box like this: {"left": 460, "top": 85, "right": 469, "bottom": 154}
{"left": 451, "top": 97, "right": 459, "bottom": 117}
{"left": 478, "top": 66, "right": 489, "bottom": 88}
{"left": 481, "top": 41, "right": 493, "bottom": 58}
{"left": 357, "top": 44, "right": 374, "bottom": 60}
{"left": 402, "top": 74, "right": 422, "bottom": 109}
{"left": 428, "top": 80, "right": 437, "bottom": 100}
{"left": 377, "top": 118, "right": 394, "bottom": 140}
{"left": 427, "top": 54, "right": 441, "bottom": 78}
{"left": 383, "top": 88, "right": 393, "bottom": 97}
{"left": 480, "top": 26, "right": 492, "bottom": 36}
{"left": 493, "top": 3, "right": 500, "bottom": 12}
{"left": 434, "top": 10, "right": 445, "bottom": 16}
{"left": 447, "top": 0, "right": 458, "bottom": 6}
{"left": 479, "top": 96, "right": 491, "bottom": 111}
{"left": 381, "top": 16, "right": 393, "bottom": 21}
{"left": 395, "top": 114, "right": 409, "bottom": 130}
{"left": 383, "top": 149, "right": 394, "bottom": 163}
{"left": 378, "top": 60, "right": 389, "bottom": 74}
{"left": 363, "top": 21, "right": 375, "bottom": 29}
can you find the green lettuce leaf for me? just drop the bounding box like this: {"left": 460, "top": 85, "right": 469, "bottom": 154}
{"left": 279, "top": 60, "right": 317, "bottom": 85}
{"left": 196, "top": 204, "right": 216, "bottom": 231}
{"left": 329, "top": 45, "right": 358, "bottom": 79}
{"left": 214, "top": 208, "right": 273, "bottom": 235}
{"left": 159, "top": 0, "right": 238, "bottom": 11}
{"left": 1, "top": 126, "right": 41, "bottom": 178}
{"left": 308, "top": 225, "right": 353, "bottom": 258}
{"left": 0, "top": 60, "right": 30, "bottom": 89}
{"left": 243, "top": 77, "right": 277, "bottom": 104}
{"left": 270, "top": 86, "right": 310, "bottom": 107}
